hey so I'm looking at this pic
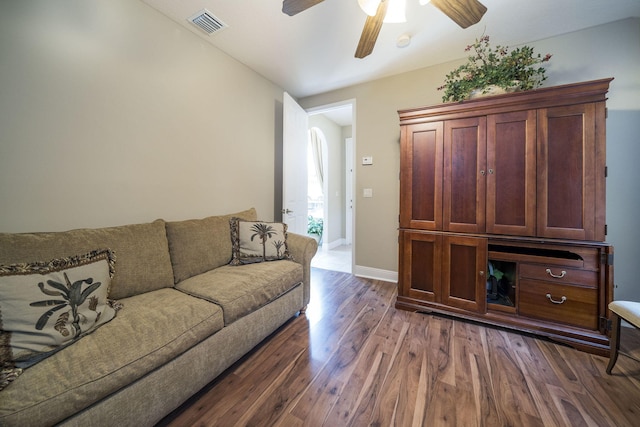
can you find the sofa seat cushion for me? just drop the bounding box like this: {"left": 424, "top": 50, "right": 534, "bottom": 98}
{"left": 0, "top": 288, "right": 224, "bottom": 426}
{"left": 175, "top": 260, "right": 303, "bottom": 325}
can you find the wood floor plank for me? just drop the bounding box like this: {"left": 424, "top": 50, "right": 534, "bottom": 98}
{"left": 469, "top": 349, "right": 503, "bottom": 426}
{"left": 452, "top": 378, "right": 478, "bottom": 426}
{"left": 345, "top": 349, "right": 392, "bottom": 426}
{"left": 228, "top": 348, "right": 311, "bottom": 426}
{"left": 571, "top": 388, "right": 620, "bottom": 427}
{"left": 547, "top": 383, "right": 594, "bottom": 427}
{"left": 538, "top": 340, "right": 583, "bottom": 390}
{"left": 397, "top": 318, "right": 435, "bottom": 426}
{"left": 411, "top": 353, "right": 430, "bottom": 427}
{"left": 242, "top": 346, "right": 319, "bottom": 426}
{"left": 368, "top": 322, "right": 418, "bottom": 426}
{"left": 485, "top": 327, "right": 541, "bottom": 425}
{"left": 414, "top": 314, "right": 456, "bottom": 391}
{"left": 453, "top": 335, "right": 474, "bottom": 392}
{"left": 516, "top": 335, "right": 565, "bottom": 388}
{"left": 514, "top": 350, "right": 569, "bottom": 426}
{"left": 357, "top": 319, "right": 411, "bottom": 426}
{"left": 289, "top": 305, "right": 378, "bottom": 421}
{"left": 424, "top": 380, "right": 458, "bottom": 426}
{"left": 158, "top": 269, "right": 640, "bottom": 427}
{"left": 322, "top": 339, "right": 385, "bottom": 425}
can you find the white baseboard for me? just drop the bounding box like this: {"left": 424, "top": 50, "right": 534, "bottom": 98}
{"left": 322, "top": 238, "right": 346, "bottom": 250}
{"left": 353, "top": 265, "right": 398, "bottom": 283}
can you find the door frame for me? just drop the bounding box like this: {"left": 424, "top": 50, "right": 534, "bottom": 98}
{"left": 306, "top": 99, "right": 356, "bottom": 273}
{"left": 345, "top": 137, "right": 353, "bottom": 246}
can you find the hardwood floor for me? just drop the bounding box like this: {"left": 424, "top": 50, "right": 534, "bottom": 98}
{"left": 158, "top": 268, "right": 640, "bottom": 427}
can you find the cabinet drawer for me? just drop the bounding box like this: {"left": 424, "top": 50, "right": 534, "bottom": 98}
{"left": 519, "top": 264, "right": 597, "bottom": 287}
{"left": 519, "top": 279, "right": 598, "bottom": 330}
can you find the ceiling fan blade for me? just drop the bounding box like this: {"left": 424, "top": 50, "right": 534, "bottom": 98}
{"left": 355, "top": 0, "right": 389, "bottom": 59}
{"left": 282, "top": 0, "right": 324, "bottom": 16}
{"left": 430, "top": 0, "right": 487, "bottom": 28}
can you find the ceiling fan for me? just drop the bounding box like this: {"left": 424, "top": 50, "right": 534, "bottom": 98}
{"left": 282, "top": 0, "right": 487, "bottom": 58}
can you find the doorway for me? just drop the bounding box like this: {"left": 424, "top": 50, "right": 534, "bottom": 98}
{"left": 306, "top": 100, "right": 355, "bottom": 274}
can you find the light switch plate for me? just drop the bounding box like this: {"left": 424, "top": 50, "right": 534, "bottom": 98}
{"left": 362, "top": 156, "right": 373, "bottom": 165}
{"left": 363, "top": 188, "right": 373, "bottom": 198}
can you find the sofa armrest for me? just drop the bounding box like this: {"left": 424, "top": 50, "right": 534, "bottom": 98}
{"left": 287, "top": 232, "right": 318, "bottom": 309}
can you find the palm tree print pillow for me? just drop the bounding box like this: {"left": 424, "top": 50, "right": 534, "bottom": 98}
{"left": 0, "top": 249, "right": 121, "bottom": 391}
{"left": 229, "top": 218, "right": 293, "bottom": 265}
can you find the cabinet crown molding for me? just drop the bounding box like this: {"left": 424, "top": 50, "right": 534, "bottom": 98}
{"left": 399, "top": 78, "right": 613, "bottom": 125}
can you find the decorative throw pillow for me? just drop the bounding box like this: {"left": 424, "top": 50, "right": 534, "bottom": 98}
{"left": 229, "top": 218, "right": 293, "bottom": 265}
{"left": 0, "top": 249, "right": 121, "bottom": 391}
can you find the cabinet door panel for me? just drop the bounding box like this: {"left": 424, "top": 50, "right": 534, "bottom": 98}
{"left": 399, "top": 231, "right": 442, "bottom": 302}
{"left": 400, "top": 122, "right": 443, "bottom": 230}
{"left": 537, "top": 104, "right": 597, "bottom": 240}
{"left": 443, "top": 118, "right": 486, "bottom": 233}
{"left": 442, "top": 235, "right": 487, "bottom": 312}
{"left": 487, "top": 111, "right": 537, "bottom": 236}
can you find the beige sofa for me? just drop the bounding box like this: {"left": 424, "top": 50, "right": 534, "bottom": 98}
{"left": 0, "top": 208, "right": 317, "bottom": 426}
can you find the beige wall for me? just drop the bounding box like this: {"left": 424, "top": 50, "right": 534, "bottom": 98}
{"left": 300, "top": 19, "right": 640, "bottom": 301}
{"left": 0, "top": 0, "right": 283, "bottom": 231}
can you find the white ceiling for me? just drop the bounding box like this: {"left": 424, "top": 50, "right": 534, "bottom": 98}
{"left": 141, "top": 0, "right": 640, "bottom": 100}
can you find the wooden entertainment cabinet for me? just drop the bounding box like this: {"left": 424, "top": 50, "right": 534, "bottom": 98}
{"left": 396, "top": 78, "right": 614, "bottom": 355}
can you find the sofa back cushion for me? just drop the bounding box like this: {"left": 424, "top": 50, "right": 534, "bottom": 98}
{"left": 0, "top": 220, "right": 174, "bottom": 300}
{"left": 165, "top": 208, "right": 257, "bottom": 284}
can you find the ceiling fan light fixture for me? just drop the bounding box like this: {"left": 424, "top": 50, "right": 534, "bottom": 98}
{"left": 385, "top": 0, "right": 407, "bottom": 23}
{"left": 358, "top": 0, "right": 407, "bottom": 23}
{"left": 357, "top": 0, "right": 378, "bottom": 17}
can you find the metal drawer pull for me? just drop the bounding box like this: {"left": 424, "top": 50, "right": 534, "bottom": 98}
{"left": 546, "top": 268, "right": 566, "bottom": 279}
{"left": 546, "top": 293, "right": 567, "bottom": 304}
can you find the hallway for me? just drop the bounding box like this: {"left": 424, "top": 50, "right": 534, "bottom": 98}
{"left": 310, "top": 244, "right": 351, "bottom": 273}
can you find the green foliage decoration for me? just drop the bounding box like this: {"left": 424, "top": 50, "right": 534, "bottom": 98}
{"left": 438, "top": 35, "right": 552, "bottom": 103}
{"left": 307, "top": 215, "right": 323, "bottom": 236}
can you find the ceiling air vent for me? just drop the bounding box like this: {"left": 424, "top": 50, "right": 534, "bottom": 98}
{"left": 188, "top": 9, "right": 227, "bottom": 35}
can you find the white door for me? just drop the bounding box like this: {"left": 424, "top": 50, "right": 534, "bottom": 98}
{"left": 282, "top": 92, "right": 309, "bottom": 235}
